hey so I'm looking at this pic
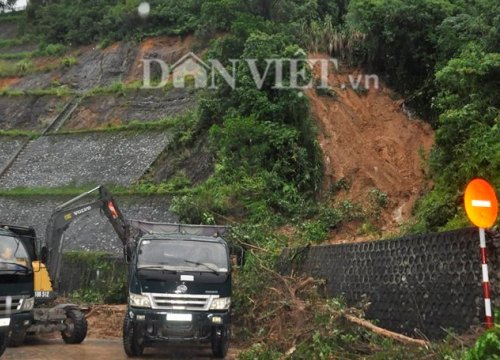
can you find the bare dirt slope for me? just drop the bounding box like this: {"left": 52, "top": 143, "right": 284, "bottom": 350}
{"left": 308, "top": 56, "right": 434, "bottom": 241}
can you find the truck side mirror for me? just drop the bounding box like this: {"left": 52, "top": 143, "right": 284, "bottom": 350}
{"left": 230, "top": 245, "right": 245, "bottom": 268}
{"left": 40, "top": 246, "right": 49, "bottom": 264}
{"left": 124, "top": 245, "right": 132, "bottom": 264}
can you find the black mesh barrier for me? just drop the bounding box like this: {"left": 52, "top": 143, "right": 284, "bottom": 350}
{"left": 59, "top": 255, "right": 126, "bottom": 296}
{"left": 279, "top": 228, "right": 499, "bottom": 339}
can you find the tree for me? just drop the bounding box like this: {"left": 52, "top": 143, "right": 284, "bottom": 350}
{"left": 0, "top": 0, "right": 16, "bottom": 12}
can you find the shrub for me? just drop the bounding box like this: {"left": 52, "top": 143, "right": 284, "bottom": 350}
{"left": 60, "top": 56, "right": 78, "bottom": 67}
{"left": 464, "top": 326, "right": 500, "bottom": 360}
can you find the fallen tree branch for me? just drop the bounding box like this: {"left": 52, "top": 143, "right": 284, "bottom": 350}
{"left": 84, "top": 307, "right": 98, "bottom": 319}
{"left": 293, "top": 277, "right": 315, "bottom": 295}
{"left": 343, "top": 314, "right": 429, "bottom": 347}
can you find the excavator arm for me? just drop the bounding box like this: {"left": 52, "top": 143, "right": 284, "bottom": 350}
{"left": 44, "top": 186, "right": 130, "bottom": 291}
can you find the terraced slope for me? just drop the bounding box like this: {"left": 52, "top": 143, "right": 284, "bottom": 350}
{"left": 0, "top": 27, "right": 196, "bottom": 252}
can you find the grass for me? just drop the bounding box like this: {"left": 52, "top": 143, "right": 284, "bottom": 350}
{"left": 0, "top": 36, "right": 32, "bottom": 49}
{"left": 54, "top": 115, "right": 182, "bottom": 136}
{"left": 0, "top": 179, "right": 192, "bottom": 198}
{"left": 0, "top": 129, "right": 40, "bottom": 139}
{"left": 0, "top": 80, "right": 150, "bottom": 98}
{"left": 0, "top": 10, "right": 23, "bottom": 22}
{"left": 0, "top": 51, "right": 33, "bottom": 60}
{"left": 0, "top": 85, "right": 73, "bottom": 97}
{"left": 0, "top": 58, "right": 33, "bottom": 77}
{"left": 82, "top": 81, "right": 143, "bottom": 98}
{"left": 0, "top": 57, "right": 68, "bottom": 77}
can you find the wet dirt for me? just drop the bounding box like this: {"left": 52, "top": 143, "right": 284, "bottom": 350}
{"left": 2, "top": 338, "right": 240, "bottom": 360}
{"left": 308, "top": 54, "right": 434, "bottom": 240}
{"left": 126, "top": 36, "right": 195, "bottom": 83}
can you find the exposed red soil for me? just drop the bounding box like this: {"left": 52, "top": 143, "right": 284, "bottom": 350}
{"left": 307, "top": 54, "right": 434, "bottom": 242}
{"left": 126, "top": 35, "right": 195, "bottom": 83}
{"left": 31, "top": 56, "right": 61, "bottom": 71}
{"left": 65, "top": 105, "right": 124, "bottom": 130}
{"left": 0, "top": 76, "right": 20, "bottom": 90}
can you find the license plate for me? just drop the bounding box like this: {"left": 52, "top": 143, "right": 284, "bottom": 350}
{"left": 166, "top": 313, "right": 192, "bottom": 322}
{"left": 0, "top": 318, "right": 10, "bottom": 327}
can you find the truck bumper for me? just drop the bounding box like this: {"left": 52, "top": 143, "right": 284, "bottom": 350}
{"left": 8, "top": 311, "right": 32, "bottom": 333}
{"left": 129, "top": 308, "right": 230, "bottom": 343}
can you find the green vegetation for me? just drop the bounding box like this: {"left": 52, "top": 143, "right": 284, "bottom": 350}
{"left": 464, "top": 325, "right": 500, "bottom": 360}
{"left": 0, "top": 81, "right": 145, "bottom": 98}
{"left": 5, "top": 0, "right": 494, "bottom": 232}
{"left": 34, "top": 43, "right": 66, "bottom": 57}
{"left": 24, "top": 0, "right": 202, "bottom": 45}
{"left": 55, "top": 112, "right": 185, "bottom": 136}
{"left": 0, "top": 36, "right": 32, "bottom": 49}
{"left": 0, "top": 51, "right": 33, "bottom": 60}
{"left": 0, "top": 59, "right": 33, "bottom": 77}
{"left": 0, "top": 1, "right": 498, "bottom": 357}
{"left": 341, "top": 0, "right": 500, "bottom": 231}
{"left": 60, "top": 56, "right": 77, "bottom": 67}
{"left": 0, "top": 85, "right": 72, "bottom": 97}
{"left": 0, "top": 182, "right": 179, "bottom": 198}
{"left": 82, "top": 81, "right": 145, "bottom": 97}
{"left": 0, "top": 129, "right": 39, "bottom": 139}
{"left": 171, "top": 26, "right": 323, "bottom": 223}
{"left": 64, "top": 251, "right": 126, "bottom": 304}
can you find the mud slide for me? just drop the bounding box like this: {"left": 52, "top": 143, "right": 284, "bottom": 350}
{"left": 308, "top": 55, "right": 434, "bottom": 240}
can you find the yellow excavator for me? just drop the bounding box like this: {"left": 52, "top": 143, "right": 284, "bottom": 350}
{"left": 0, "top": 186, "right": 129, "bottom": 348}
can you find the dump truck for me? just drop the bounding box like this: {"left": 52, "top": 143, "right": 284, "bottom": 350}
{"left": 0, "top": 225, "right": 36, "bottom": 357}
{"left": 122, "top": 221, "right": 243, "bottom": 358}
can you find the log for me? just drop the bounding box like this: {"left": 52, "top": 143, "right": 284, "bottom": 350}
{"left": 343, "top": 314, "right": 429, "bottom": 347}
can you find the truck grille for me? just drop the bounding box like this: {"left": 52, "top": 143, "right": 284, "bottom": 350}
{"left": 0, "top": 295, "right": 23, "bottom": 315}
{"left": 148, "top": 293, "right": 217, "bottom": 311}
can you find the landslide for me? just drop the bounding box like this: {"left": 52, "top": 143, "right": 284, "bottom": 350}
{"left": 308, "top": 56, "right": 434, "bottom": 241}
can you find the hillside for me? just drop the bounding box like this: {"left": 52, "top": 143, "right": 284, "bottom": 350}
{"left": 0, "top": 1, "right": 498, "bottom": 359}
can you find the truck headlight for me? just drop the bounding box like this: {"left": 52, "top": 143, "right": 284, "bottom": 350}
{"left": 20, "top": 297, "right": 35, "bottom": 311}
{"left": 210, "top": 297, "right": 231, "bottom": 310}
{"left": 129, "top": 293, "right": 151, "bottom": 308}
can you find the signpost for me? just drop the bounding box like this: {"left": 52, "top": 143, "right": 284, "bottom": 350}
{"left": 464, "top": 178, "right": 498, "bottom": 329}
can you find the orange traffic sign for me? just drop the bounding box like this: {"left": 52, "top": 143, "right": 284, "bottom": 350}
{"left": 464, "top": 178, "right": 498, "bottom": 228}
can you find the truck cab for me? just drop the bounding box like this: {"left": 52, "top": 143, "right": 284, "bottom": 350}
{"left": 0, "top": 226, "right": 36, "bottom": 356}
{"left": 123, "top": 222, "right": 235, "bottom": 359}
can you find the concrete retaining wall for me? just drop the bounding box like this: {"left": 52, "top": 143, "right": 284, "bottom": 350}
{"left": 0, "top": 131, "right": 170, "bottom": 189}
{"left": 0, "top": 195, "right": 177, "bottom": 254}
{"left": 0, "top": 136, "right": 25, "bottom": 169}
{"left": 279, "top": 228, "right": 499, "bottom": 339}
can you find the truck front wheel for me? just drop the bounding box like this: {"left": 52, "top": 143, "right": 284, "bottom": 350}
{"left": 7, "top": 328, "right": 25, "bottom": 347}
{"left": 0, "top": 332, "right": 7, "bottom": 357}
{"left": 61, "top": 308, "right": 88, "bottom": 344}
{"left": 211, "top": 325, "right": 229, "bottom": 359}
{"left": 123, "top": 315, "right": 144, "bottom": 357}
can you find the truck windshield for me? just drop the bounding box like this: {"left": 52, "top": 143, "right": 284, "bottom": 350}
{"left": 137, "top": 239, "right": 228, "bottom": 273}
{"left": 0, "top": 235, "right": 31, "bottom": 270}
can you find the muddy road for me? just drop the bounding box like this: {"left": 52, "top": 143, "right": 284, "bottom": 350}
{"left": 2, "top": 338, "right": 240, "bottom": 360}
